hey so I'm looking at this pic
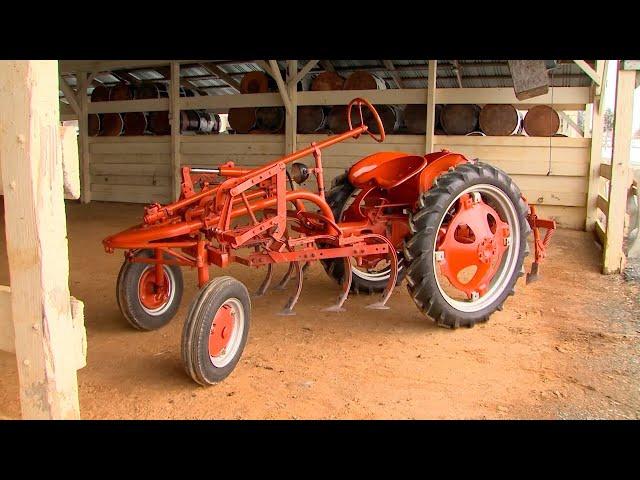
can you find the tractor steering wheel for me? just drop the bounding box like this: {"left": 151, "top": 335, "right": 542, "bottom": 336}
{"left": 347, "top": 97, "right": 385, "bottom": 143}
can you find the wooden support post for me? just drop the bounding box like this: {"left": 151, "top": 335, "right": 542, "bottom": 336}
{"left": 425, "top": 60, "right": 437, "bottom": 154}
{"left": 78, "top": 72, "right": 91, "bottom": 203}
{"left": 286, "top": 61, "right": 298, "bottom": 154}
{"left": 0, "top": 60, "right": 82, "bottom": 419}
{"left": 268, "top": 60, "right": 292, "bottom": 116}
{"left": 291, "top": 60, "right": 319, "bottom": 87}
{"left": 585, "top": 61, "right": 606, "bottom": 232}
{"left": 170, "top": 61, "right": 181, "bottom": 200}
{"left": 603, "top": 62, "right": 635, "bottom": 274}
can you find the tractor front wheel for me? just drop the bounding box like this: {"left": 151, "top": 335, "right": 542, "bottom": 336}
{"left": 116, "top": 250, "right": 184, "bottom": 331}
{"left": 181, "top": 276, "right": 251, "bottom": 385}
{"left": 404, "top": 162, "right": 529, "bottom": 328}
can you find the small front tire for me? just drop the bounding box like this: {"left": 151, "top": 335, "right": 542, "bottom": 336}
{"left": 181, "top": 276, "right": 251, "bottom": 386}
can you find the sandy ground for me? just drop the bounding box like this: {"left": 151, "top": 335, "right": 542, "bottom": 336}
{"left": 1, "top": 201, "right": 639, "bottom": 420}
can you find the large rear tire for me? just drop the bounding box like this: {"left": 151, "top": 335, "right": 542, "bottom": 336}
{"left": 321, "top": 172, "right": 406, "bottom": 294}
{"left": 404, "top": 162, "right": 529, "bottom": 328}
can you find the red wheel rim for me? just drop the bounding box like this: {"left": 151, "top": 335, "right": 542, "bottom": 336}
{"left": 208, "top": 303, "right": 236, "bottom": 358}
{"left": 138, "top": 268, "right": 171, "bottom": 311}
{"left": 436, "top": 192, "right": 511, "bottom": 299}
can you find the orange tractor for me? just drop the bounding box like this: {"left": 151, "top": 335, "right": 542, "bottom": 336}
{"left": 103, "top": 98, "right": 555, "bottom": 385}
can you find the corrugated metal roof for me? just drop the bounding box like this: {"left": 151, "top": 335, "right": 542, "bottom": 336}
{"left": 59, "top": 60, "right": 593, "bottom": 101}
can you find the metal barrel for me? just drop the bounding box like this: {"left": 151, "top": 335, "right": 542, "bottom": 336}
{"left": 148, "top": 111, "right": 171, "bottom": 135}
{"left": 198, "top": 112, "right": 220, "bottom": 134}
{"left": 88, "top": 114, "right": 102, "bottom": 136}
{"left": 228, "top": 107, "right": 257, "bottom": 134}
{"left": 180, "top": 86, "right": 197, "bottom": 97}
{"left": 465, "top": 131, "right": 486, "bottom": 136}
{"left": 255, "top": 106, "right": 285, "bottom": 133}
{"left": 343, "top": 71, "right": 387, "bottom": 90}
{"left": 123, "top": 112, "right": 148, "bottom": 136}
{"left": 109, "top": 84, "right": 134, "bottom": 101}
{"left": 310, "top": 72, "right": 345, "bottom": 91}
{"left": 297, "top": 106, "right": 327, "bottom": 133}
{"left": 90, "top": 85, "right": 111, "bottom": 102}
{"left": 327, "top": 105, "right": 352, "bottom": 133}
{"left": 365, "top": 104, "right": 401, "bottom": 134}
{"left": 134, "top": 83, "right": 169, "bottom": 99}
{"left": 403, "top": 104, "right": 443, "bottom": 134}
{"left": 479, "top": 104, "right": 522, "bottom": 136}
{"left": 440, "top": 104, "right": 481, "bottom": 135}
{"left": 101, "top": 113, "right": 124, "bottom": 136}
{"left": 240, "top": 71, "right": 271, "bottom": 94}
{"left": 523, "top": 105, "right": 560, "bottom": 137}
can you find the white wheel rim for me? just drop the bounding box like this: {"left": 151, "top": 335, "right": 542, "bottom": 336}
{"left": 433, "top": 184, "right": 521, "bottom": 313}
{"left": 209, "top": 298, "right": 245, "bottom": 369}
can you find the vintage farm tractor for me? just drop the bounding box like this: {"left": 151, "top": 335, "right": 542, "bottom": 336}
{"left": 103, "top": 98, "right": 555, "bottom": 385}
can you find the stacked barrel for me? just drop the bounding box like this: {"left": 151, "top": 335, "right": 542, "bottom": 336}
{"left": 88, "top": 84, "right": 221, "bottom": 137}
{"left": 403, "top": 103, "right": 560, "bottom": 137}
{"left": 228, "top": 71, "right": 286, "bottom": 134}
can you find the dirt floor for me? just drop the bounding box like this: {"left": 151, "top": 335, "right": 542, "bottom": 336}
{"left": 1, "top": 201, "right": 639, "bottom": 419}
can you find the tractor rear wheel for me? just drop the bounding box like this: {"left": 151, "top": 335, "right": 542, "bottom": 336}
{"left": 321, "top": 172, "right": 407, "bottom": 294}
{"left": 181, "top": 276, "right": 251, "bottom": 385}
{"left": 404, "top": 162, "right": 529, "bottom": 328}
{"left": 116, "top": 250, "right": 184, "bottom": 331}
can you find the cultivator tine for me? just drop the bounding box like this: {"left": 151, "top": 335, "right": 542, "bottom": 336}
{"left": 273, "top": 262, "right": 295, "bottom": 291}
{"left": 278, "top": 261, "right": 303, "bottom": 316}
{"left": 526, "top": 262, "right": 540, "bottom": 284}
{"left": 323, "top": 257, "right": 352, "bottom": 312}
{"left": 366, "top": 245, "right": 398, "bottom": 310}
{"left": 255, "top": 263, "right": 274, "bottom": 297}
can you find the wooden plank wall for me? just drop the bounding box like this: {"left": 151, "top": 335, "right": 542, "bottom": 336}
{"left": 87, "top": 134, "right": 590, "bottom": 230}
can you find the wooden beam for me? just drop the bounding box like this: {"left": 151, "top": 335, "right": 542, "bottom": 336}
{"left": 573, "top": 60, "right": 602, "bottom": 86}
{"left": 286, "top": 61, "right": 298, "bottom": 154}
{"left": 88, "top": 98, "right": 169, "bottom": 114}
{"left": 319, "top": 60, "right": 335, "bottom": 72}
{"left": 382, "top": 60, "right": 404, "bottom": 89}
{"left": 200, "top": 62, "right": 241, "bottom": 93}
{"left": 290, "top": 60, "right": 319, "bottom": 87}
{"left": 268, "top": 60, "right": 292, "bottom": 116}
{"left": 255, "top": 60, "right": 274, "bottom": 78}
{"left": 451, "top": 60, "right": 463, "bottom": 88}
{"left": 558, "top": 111, "right": 584, "bottom": 136}
{"left": 603, "top": 63, "right": 635, "bottom": 273}
{"left": 170, "top": 62, "right": 181, "bottom": 201}
{"left": 59, "top": 60, "right": 204, "bottom": 74}
{"left": 60, "top": 125, "right": 81, "bottom": 199}
{"left": 0, "top": 60, "right": 82, "bottom": 419}
{"left": 78, "top": 72, "right": 91, "bottom": 203}
{"left": 0, "top": 288, "right": 86, "bottom": 369}
{"left": 585, "top": 60, "right": 605, "bottom": 232}
{"left": 58, "top": 76, "right": 80, "bottom": 115}
{"left": 425, "top": 60, "right": 437, "bottom": 153}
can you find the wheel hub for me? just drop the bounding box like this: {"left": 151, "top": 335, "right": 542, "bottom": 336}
{"left": 138, "top": 268, "right": 171, "bottom": 310}
{"left": 208, "top": 304, "right": 235, "bottom": 357}
{"left": 436, "top": 193, "right": 511, "bottom": 299}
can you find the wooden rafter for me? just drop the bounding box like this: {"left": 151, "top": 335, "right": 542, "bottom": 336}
{"left": 451, "top": 60, "right": 463, "bottom": 88}
{"left": 558, "top": 111, "right": 584, "bottom": 136}
{"left": 200, "top": 62, "right": 241, "bottom": 93}
{"left": 382, "top": 60, "right": 404, "bottom": 89}
{"left": 573, "top": 60, "right": 602, "bottom": 86}
{"left": 290, "top": 60, "right": 320, "bottom": 86}
{"left": 58, "top": 76, "right": 80, "bottom": 115}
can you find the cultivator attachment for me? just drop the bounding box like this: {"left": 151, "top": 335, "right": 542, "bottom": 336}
{"left": 525, "top": 203, "right": 556, "bottom": 284}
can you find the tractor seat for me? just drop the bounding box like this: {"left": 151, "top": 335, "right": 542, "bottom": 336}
{"left": 348, "top": 152, "right": 429, "bottom": 190}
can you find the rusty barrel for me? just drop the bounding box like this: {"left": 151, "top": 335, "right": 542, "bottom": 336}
{"left": 240, "top": 71, "right": 278, "bottom": 94}
{"left": 365, "top": 104, "right": 400, "bottom": 134}
{"left": 228, "top": 108, "right": 257, "bottom": 134}
{"left": 134, "top": 83, "right": 169, "bottom": 99}
{"left": 403, "top": 104, "right": 443, "bottom": 134}
{"left": 523, "top": 105, "right": 560, "bottom": 137}
{"left": 479, "top": 104, "right": 522, "bottom": 136}
{"left": 327, "top": 106, "right": 353, "bottom": 133}
{"left": 88, "top": 114, "right": 102, "bottom": 136}
{"left": 180, "top": 110, "right": 220, "bottom": 134}
{"left": 110, "top": 84, "right": 134, "bottom": 101}
{"left": 297, "top": 106, "right": 328, "bottom": 133}
{"left": 101, "top": 113, "right": 124, "bottom": 136}
{"left": 148, "top": 111, "right": 170, "bottom": 135}
{"left": 256, "top": 107, "right": 285, "bottom": 133}
{"left": 311, "top": 72, "right": 345, "bottom": 91}
{"left": 343, "top": 71, "right": 387, "bottom": 90}
{"left": 91, "top": 85, "right": 111, "bottom": 102}
{"left": 123, "top": 112, "right": 148, "bottom": 136}
{"left": 440, "top": 104, "right": 481, "bottom": 135}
